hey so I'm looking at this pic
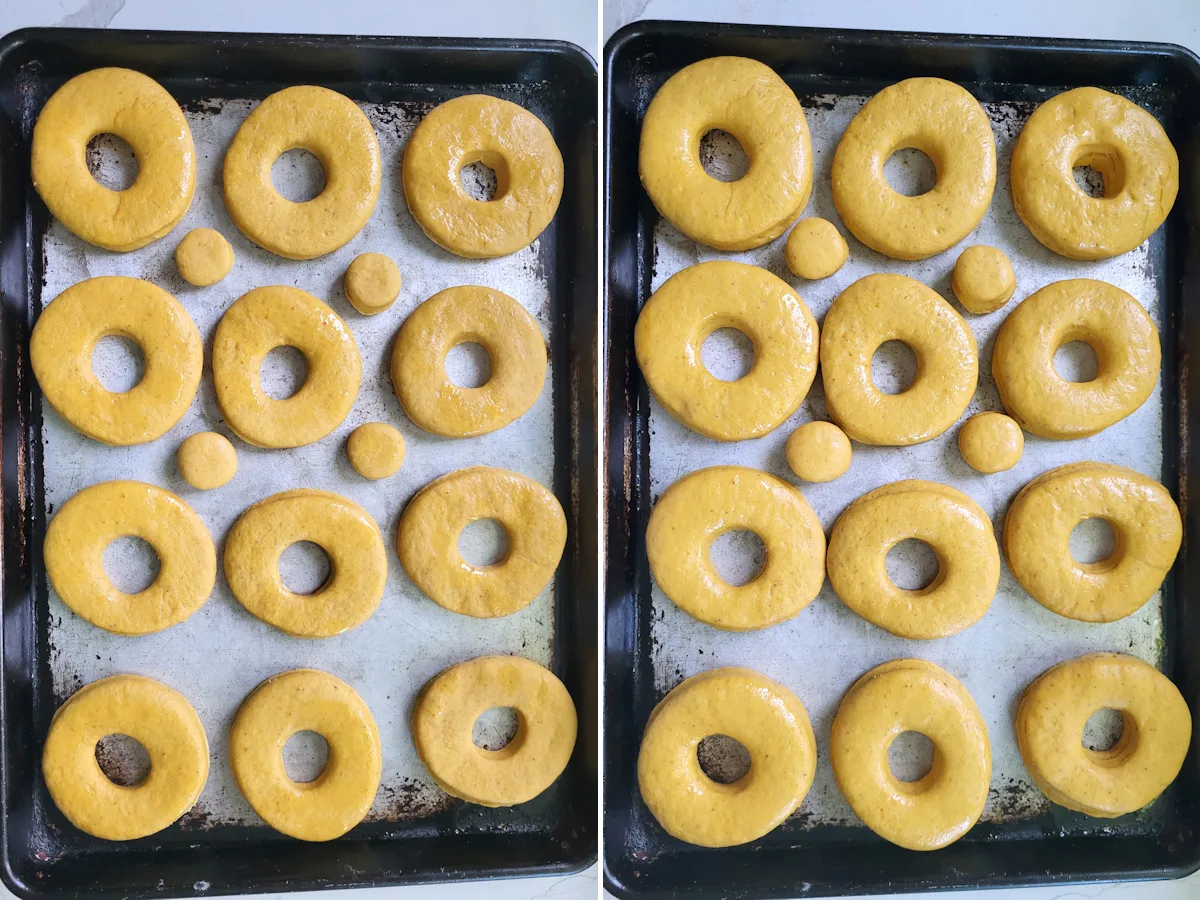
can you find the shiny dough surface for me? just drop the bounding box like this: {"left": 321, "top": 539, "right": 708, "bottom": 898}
{"left": 177, "top": 431, "right": 237, "bottom": 490}
{"left": 646, "top": 466, "right": 826, "bottom": 631}
{"left": 785, "top": 217, "right": 849, "bottom": 280}
{"left": 635, "top": 261, "right": 819, "bottom": 441}
{"left": 346, "top": 422, "right": 405, "bottom": 480}
{"left": 957, "top": 412, "right": 1023, "bottom": 474}
{"left": 952, "top": 245, "right": 1015, "bottom": 314}
{"left": 175, "top": 228, "right": 234, "bottom": 286}
{"left": 785, "top": 421, "right": 852, "bottom": 483}
{"left": 344, "top": 252, "right": 401, "bottom": 315}
{"left": 639, "top": 57, "right": 812, "bottom": 251}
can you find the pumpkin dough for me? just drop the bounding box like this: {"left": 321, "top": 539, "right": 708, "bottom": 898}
{"left": 639, "top": 57, "right": 812, "bottom": 251}
{"left": 175, "top": 228, "right": 234, "bottom": 286}
{"left": 957, "top": 412, "right": 1023, "bottom": 474}
{"left": 346, "top": 423, "right": 405, "bottom": 480}
{"left": 177, "top": 432, "right": 237, "bottom": 490}
{"left": 1011, "top": 87, "right": 1178, "bottom": 260}
{"left": 1003, "top": 462, "right": 1181, "bottom": 623}
{"left": 403, "top": 94, "right": 562, "bottom": 258}
{"left": 952, "top": 245, "right": 1015, "bottom": 314}
{"left": 832, "top": 78, "right": 995, "bottom": 260}
{"left": 646, "top": 466, "right": 825, "bottom": 631}
{"left": 832, "top": 659, "right": 990, "bottom": 850}
{"left": 224, "top": 86, "right": 380, "bottom": 260}
{"left": 785, "top": 421, "right": 852, "bottom": 483}
{"left": 821, "top": 273, "right": 977, "bottom": 446}
{"left": 31, "top": 67, "right": 196, "bottom": 252}
{"left": 785, "top": 217, "right": 848, "bottom": 280}
{"left": 31, "top": 276, "right": 202, "bottom": 446}
{"left": 230, "top": 669, "right": 381, "bottom": 841}
{"left": 224, "top": 489, "right": 387, "bottom": 637}
{"left": 344, "top": 252, "right": 401, "bottom": 315}
{"left": 412, "top": 655, "right": 577, "bottom": 807}
{"left": 827, "top": 481, "right": 999, "bottom": 639}
{"left": 992, "top": 279, "right": 1159, "bottom": 440}
{"left": 635, "top": 261, "right": 819, "bottom": 441}
{"left": 638, "top": 667, "right": 816, "bottom": 847}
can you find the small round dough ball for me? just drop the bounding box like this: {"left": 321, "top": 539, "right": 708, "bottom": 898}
{"left": 952, "top": 245, "right": 1015, "bottom": 314}
{"left": 177, "top": 432, "right": 237, "bottom": 489}
{"left": 785, "top": 218, "right": 849, "bottom": 280}
{"left": 344, "top": 252, "right": 402, "bottom": 315}
{"left": 175, "top": 228, "right": 234, "bottom": 287}
{"left": 347, "top": 422, "right": 405, "bottom": 480}
{"left": 786, "top": 421, "right": 852, "bottom": 482}
{"left": 958, "top": 412, "right": 1023, "bottom": 474}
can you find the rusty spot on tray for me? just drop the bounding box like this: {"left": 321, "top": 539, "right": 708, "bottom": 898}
{"left": 366, "top": 779, "right": 456, "bottom": 822}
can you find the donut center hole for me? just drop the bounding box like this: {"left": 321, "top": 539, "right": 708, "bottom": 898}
{"left": 91, "top": 335, "right": 145, "bottom": 393}
{"left": 883, "top": 147, "right": 937, "bottom": 197}
{"left": 871, "top": 340, "right": 918, "bottom": 395}
{"left": 1054, "top": 340, "right": 1100, "bottom": 383}
{"left": 1073, "top": 146, "right": 1125, "bottom": 199}
{"left": 701, "top": 327, "right": 755, "bottom": 382}
{"left": 1082, "top": 707, "right": 1125, "bottom": 753}
{"left": 458, "top": 151, "right": 511, "bottom": 202}
{"left": 697, "top": 734, "right": 751, "bottom": 785}
{"left": 472, "top": 706, "right": 520, "bottom": 751}
{"left": 1070, "top": 517, "right": 1117, "bottom": 567}
{"left": 458, "top": 518, "right": 510, "bottom": 568}
{"left": 95, "top": 734, "right": 151, "bottom": 787}
{"left": 698, "top": 129, "right": 750, "bottom": 183}
{"left": 271, "top": 148, "right": 326, "bottom": 203}
{"left": 886, "top": 539, "right": 940, "bottom": 592}
{"left": 888, "top": 730, "right": 935, "bottom": 783}
{"left": 445, "top": 341, "right": 493, "bottom": 388}
{"left": 278, "top": 541, "right": 332, "bottom": 595}
{"left": 260, "top": 346, "right": 309, "bottom": 400}
{"left": 282, "top": 730, "right": 329, "bottom": 784}
{"left": 103, "top": 536, "right": 160, "bottom": 594}
{"left": 709, "top": 529, "right": 767, "bottom": 587}
{"left": 86, "top": 133, "right": 139, "bottom": 192}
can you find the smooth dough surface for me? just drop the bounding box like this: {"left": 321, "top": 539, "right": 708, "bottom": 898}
{"left": 646, "top": 466, "right": 825, "bottom": 631}
{"left": 635, "top": 261, "right": 819, "bottom": 441}
{"left": 638, "top": 667, "right": 816, "bottom": 847}
{"left": 224, "top": 489, "right": 387, "bottom": 637}
{"left": 1003, "top": 462, "right": 1181, "bottom": 622}
{"left": 412, "top": 655, "right": 577, "bottom": 807}
{"left": 346, "top": 422, "right": 405, "bottom": 480}
{"left": 832, "top": 77, "right": 995, "bottom": 260}
{"left": 827, "top": 480, "right": 999, "bottom": 639}
{"left": 31, "top": 275, "right": 203, "bottom": 446}
{"left": 952, "top": 245, "right": 1015, "bottom": 314}
{"left": 32, "top": 67, "right": 196, "bottom": 252}
{"left": 43, "top": 675, "right": 208, "bottom": 840}
{"left": 397, "top": 467, "right": 566, "bottom": 618}
{"left": 224, "top": 85, "right": 380, "bottom": 260}
{"left": 212, "top": 285, "right": 361, "bottom": 448}
{"left": 344, "top": 252, "right": 401, "bottom": 315}
{"left": 820, "top": 273, "right": 977, "bottom": 446}
{"left": 1017, "top": 653, "right": 1191, "bottom": 817}
{"left": 785, "top": 217, "right": 848, "bottom": 280}
{"left": 639, "top": 57, "right": 812, "bottom": 251}
{"left": 402, "top": 94, "right": 563, "bottom": 258}
{"left": 992, "top": 279, "right": 1159, "bottom": 440}
{"left": 785, "top": 421, "right": 852, "bottom": 483}
{"left": 175, "top": 228, "right": 234, "bottom": 286}
{"left": 957, "top": 412, "right": 1023, "bottom": 474}
{"left": 177, "top": 431, "right": 237, "bottom": 490}
{"left": 1011, "top": 87, "right": 1178, "bottom": 260}
{"left": 230, "top": 669, "right": 381, "bottom": 841}
{"left": 831, "top": 659, "right": 990, "bottom": 850}
{"left": 45, "top": 480, "right": 215, "bottom": 635}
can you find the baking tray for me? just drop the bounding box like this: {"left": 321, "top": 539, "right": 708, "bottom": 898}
{"left": 0, "top": 27, "right": 597, "bottom": 899}
{"left": 604, "top": 20, "right": 1200, "bottom": 900}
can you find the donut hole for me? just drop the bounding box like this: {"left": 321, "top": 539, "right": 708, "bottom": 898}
{"left": 458, "top": 518, "right": 511, "bottom": 568}
{"left": 278, "top": 541, "right": 332, "bottom": 595}
{"left": 885, "top": 539, "right": 941, "bottom": 592}
{"left": 697, "top": 734, "right": 751, "bottom": 785}
{"left": 709, "top": 529, "right": 767, "bottom": 587}
{"left": 103, "top": 536, "right": 161, "bottom": 594}
{"left": 95, "top": 733, "right": 151, "bottom": 787}
{"left": 698, "top": 129, "right": 750, "bottom": 183}
{"left": 887, "top": 730, "right": 935, "bottom": 784}
{"left": 445, "top": 341, "right": 493, "bottom": 388}
{"left": 458, "top": 151, "right": 509, "bottom": 202}
{"left": 260, "top": 345, "right": 309, "bottom": 400}
{"left": 883, "top": 147, "right": 937, "bottom": 197}
{"left": 271, "top": 148, "right": 326, "bottom": 203}
{"left": 91, "top": 334, "right": 146, "bottom": 394}
{"left": 1069, "top": 517, "right": 1118, "bottom": 570}
{"left": 86, "top": 133, "right": 139, "bottom": 192}
{"left": 701, "top": 327, "right": 755, "bottom": 382}
{"left": 1053, "top": 340, "right": 1100, "bottom": 383}
{"left": 1083, "top": 708, "right": 1138, "bottom": 767}
{"left": 472, "top": 706, "right": 521, "bottom": 752}
{"left": 1073, "top": 145, "right": 1126, "bottom": 199}
{"left": 282, "top": 730, "right": 330, "bottom": 784}
{"left": 871, "top": 340, "right": 918, "bottom": 395}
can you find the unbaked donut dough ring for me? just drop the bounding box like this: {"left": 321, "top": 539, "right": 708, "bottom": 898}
{"left": 224, "top": 86, "right": 381, "bottom": 260}
{"left": 412, "top": 655, "right": 577, "bottom": 807}
{"left": 402, "top": 94, "right": 563, "bottom": 258}
{"left": 832, "top": 77, "right": 996, "bottom": 260}
{"left": 31, "top": 276, "right": 203, "bottom": 446}
{"left": 32, "top": 67, "right": 196, "bottom": 252}
{"left": 230, "top": 669, "right": 381, "bottom": 841}
{"left": 639, "top": 57, "right": 812, "bottom": 251}
{"left": 44, "top": 480, "right": 215, "bottom": 635}
{"left": 638, "top": 667, "right": 816, "bottom": 847}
